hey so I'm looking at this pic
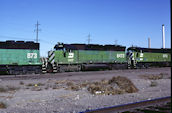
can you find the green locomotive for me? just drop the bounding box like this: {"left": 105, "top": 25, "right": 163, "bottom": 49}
{"left": 1, "top": 41, "right": 171, "bottom": 75}
{"left": 47, "top": 43, "right": 128, "bottom": 72}
{"left": 0, "top": 41, "right": 42, "bottom": 74}
{"left": 127, "top": 47, "right": 171, "bottom": 68}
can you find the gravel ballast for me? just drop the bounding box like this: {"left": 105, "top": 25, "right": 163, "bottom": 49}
{"left": 0, "top": 67, "right": 171, "bottom": 113}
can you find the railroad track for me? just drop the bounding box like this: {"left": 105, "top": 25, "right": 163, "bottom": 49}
{"left": 82, "top": 96, "right": 171, "bottom": 113}
{"left": 0, "top": 67, "right": 170, "bottom": 80}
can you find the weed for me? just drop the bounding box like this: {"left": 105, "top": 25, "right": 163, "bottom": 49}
{"left": 108, "top": 76, "right": 138, "bottom": 93}
{"left": 19, "top": 81, "right": 24, "bottom": 85}
{"left": 6, "top": 86, "right": 19, "bottom": 91}
{"left": 0, "top": 86, "right": 7, "bottom": 92}
{"left": 66, "top": 81, "right": 74, "bottom": 86}
{"left": 150, "top": 81, "right": 158, "bottom": 87}
{"left": 159, "top": 73, "right": 168, "bottom": 76}
{"left": 37, "top": 83, "right": 45, "bottom": 86}
{"left": 0, "top": 86, "right": 19, "bottom": 92}
{"left": 0, "top": 102, "right": 6, "bottom": 109}
{"left": 64, "top": 76, "right": 138, "bottom": 95}
{"left": 149, "top": 75, "right": 163, "bottom": 80}
{"left": 26, "top": 83, "right": 34, "bottom": 87}
{"left": 31, "top": 87, "right": 42, "bottom": 91}
{"left": 70, "top": 85, "right": 80, "bottom": 91}
{"left": 141, "top": 74, "right": 164, "bottom": 80}
{"left": 52, "top": 85, "right": 57, "bottom": 89}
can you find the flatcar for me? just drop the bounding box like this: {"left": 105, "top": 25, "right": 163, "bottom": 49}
{"left": 0, "top": 40, "right": 42, "bottom": 74}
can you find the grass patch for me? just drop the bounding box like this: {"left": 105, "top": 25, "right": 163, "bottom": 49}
{"left": 63, "top": 76, "right": 138, "bottom": 95}
{"left": 87, "top": 76, "right": 138, "bottom": 95}
{"left": 69, "top": 85, "right": 80, "bottom": 91}
{"left": 66, "top": 81, "right": 74, "bottom": 86}
{"left": 65, "top": 83, "right": 80, "bottom": 91}
{"left": 148, "top": 75, "right": 163, "bottom": 80}
{"left": 26, "top": 82, "right": 45, "bottom": 87}
{"left": 108, "top": 76, "right": 138, "bottom": 93}
{"left": 140, "top": 74, "right": 164, "bottom": 80}
{"left": 159, "top": 73, "right": 168, "bottom": 76}
{"left": 52, "top": 85, "right": 58, "bottom": 89}
{"left": 0, "top": 102, "right": 6, "bottom": 109}
{"left": 31, "top": 87, "right": 42, "bottom": 91}
{"left": 37, "top": 82, "right": 45, "bottom": 86}
{"left": 19, "top": 81, "right": 24, "bottom": 85}
{"left": 6, "top": 86, "right": 20, "bottom": 91}
{"left": 65, "top": 81, "right": 81, "bottom": 91}
{"left": 26, "top": 83, "right": 35, "bottom": 87}
{"left": 0, "top": 86, "right": 7, "bottom": 93}
{"left": 150, "top": 81, "right": 158, "bottom": 87}
{"left": 0, "top": 86, "right": 19, "bottom": 92}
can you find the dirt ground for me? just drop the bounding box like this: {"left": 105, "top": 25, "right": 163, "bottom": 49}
{"left": 0, "top": 67, "right": 171, "bottom": 113}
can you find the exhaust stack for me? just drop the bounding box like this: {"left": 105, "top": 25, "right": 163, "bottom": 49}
{"left": 148, "top": 37, "right": 151, "bottom": 48}
{"left": 162, "top": 24, "right": 165, "bottom": 48}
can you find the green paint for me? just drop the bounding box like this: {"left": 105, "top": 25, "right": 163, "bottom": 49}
{"left": 132, "top": 52, "right": 171, "bottom": 62}
{"left": 54, "top": 50, "right": 126, "bottom": 64}
{"left": 0, "top": 49, "right": 42, "bottom": 65}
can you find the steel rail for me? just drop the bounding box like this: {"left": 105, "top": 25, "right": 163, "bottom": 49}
{"left": 81, "top": 96, "right": 171, "bottom": 113}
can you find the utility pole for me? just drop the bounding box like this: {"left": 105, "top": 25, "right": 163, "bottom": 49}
{"left": 34, "top": 21, "right": 41, "bottom": 43}
{"left": 87, "top": 33, "right": 91, "bottom": 44}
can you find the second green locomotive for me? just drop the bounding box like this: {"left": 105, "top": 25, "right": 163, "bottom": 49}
{"left": 127, "top": 47, "right": 171, "bottom": 68}
{"left": 46, "top": 43, "right": 128, "bottom": 72}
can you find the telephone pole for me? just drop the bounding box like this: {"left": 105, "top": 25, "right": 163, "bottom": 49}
{"left": 34, "top": 21, "right": 41, "bottom": 43}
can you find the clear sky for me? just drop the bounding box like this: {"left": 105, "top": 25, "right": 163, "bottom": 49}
{"left": 0, "top": 0, "right": 171, "bottom": 57}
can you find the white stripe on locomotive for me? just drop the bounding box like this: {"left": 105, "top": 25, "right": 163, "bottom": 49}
{"left": 49, "top": 53, "right": 55, "bottom": 62}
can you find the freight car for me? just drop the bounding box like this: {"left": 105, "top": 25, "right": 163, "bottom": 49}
{"left": 46, "top": 43, "right": 128, "bottom": 73}
{"left": 0, "top": 40, "right": 42, "bottom": 74}
{"left": 127, "top": 47, "right": 171, "bottom": 69}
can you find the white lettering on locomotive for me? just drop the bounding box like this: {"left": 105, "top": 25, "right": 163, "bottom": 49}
{"left": 117, "top": 54, "right": 125, "bottom": 58}
{"left": 68, "top": 53, "right": 74, "bottom": 58}
{"left": 27, "top": 53, "right": 37, "bottom": 59}
{"left": 163, "top": 54, "right": 168, "bottom": 58}
{"left": 140, "top": 53, "right": 143, "bottom": 57}
{"left": 68, "top": 52, "right": 74, "bottom": 62}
